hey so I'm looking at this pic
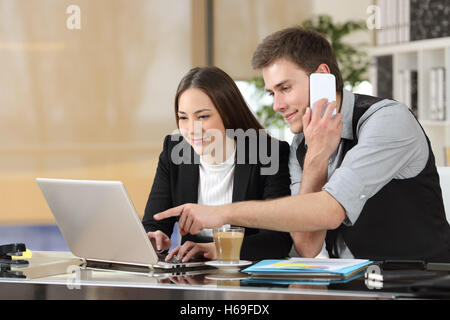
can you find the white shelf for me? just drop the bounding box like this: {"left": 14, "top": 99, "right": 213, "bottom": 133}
{"left": 369, "top": 37, "right": 450, "bottom": 56}
{"left": 369, "top": 37, "right": 450, "bottom": 166}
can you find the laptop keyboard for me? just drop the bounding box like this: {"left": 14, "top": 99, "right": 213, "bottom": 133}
{"left": 165, "top": 255, "right": 182, "bottom": 264}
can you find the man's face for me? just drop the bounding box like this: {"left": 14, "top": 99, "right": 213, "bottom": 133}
{"left": 262, "top": 58, "right": 310, "bottom": 134}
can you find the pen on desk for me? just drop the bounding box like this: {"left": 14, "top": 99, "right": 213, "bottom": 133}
{"left": 367, "top": 270, "right": 439, "bottom": 282}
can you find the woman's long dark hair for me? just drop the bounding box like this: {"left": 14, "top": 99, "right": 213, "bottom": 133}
{"left": 174, "top": 67, "right": 264, "bottom": 131}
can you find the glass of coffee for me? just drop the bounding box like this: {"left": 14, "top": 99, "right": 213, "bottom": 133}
{"left": 213, "top": 226, "right": 245, "bottom": 263}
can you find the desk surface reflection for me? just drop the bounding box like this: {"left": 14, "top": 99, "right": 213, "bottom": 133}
{"left": 0, "top": 251, "right": 435, "bottom": 300}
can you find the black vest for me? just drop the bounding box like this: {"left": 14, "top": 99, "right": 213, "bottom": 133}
{"left": 297, "top": 94, "right": 450, "bottom": 262}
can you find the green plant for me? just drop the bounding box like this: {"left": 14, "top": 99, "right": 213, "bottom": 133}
{"left": 251, "top": 15, "right": 370, "bottom": 130}
{"left": 302, "top": 15, "right": 369, "bottom": 89}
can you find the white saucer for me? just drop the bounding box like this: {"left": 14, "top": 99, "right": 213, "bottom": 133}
{"left": 205, "top": 260, "right": 252, "bottom": 271}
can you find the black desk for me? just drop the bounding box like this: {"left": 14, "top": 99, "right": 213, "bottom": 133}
{"left": 0, "top": 251, "right": 446, "bottom": 301}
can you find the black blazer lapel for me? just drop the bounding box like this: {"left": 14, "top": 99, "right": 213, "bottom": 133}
{"left": 178, "top": 143, "right": 200, "bottom": 205}
{"left": 179, "top": 163, "right": 199, "bottom": 204}
{"left": 232, "top": 163, "right": 252, "bottom": 202}
{"left": 232, "top": 138, "right": 254, "bottom": 202}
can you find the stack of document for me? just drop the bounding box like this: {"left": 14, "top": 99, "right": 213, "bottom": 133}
{"left": 242, "top": 258, "right": 373, "bottom": 281}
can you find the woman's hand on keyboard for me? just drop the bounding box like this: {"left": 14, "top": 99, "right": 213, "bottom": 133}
{"left": 165, "top": 241, "right": 216, "bottom": 262}
{"left": 147, "top": 230, "right": 171, "bottom": 252}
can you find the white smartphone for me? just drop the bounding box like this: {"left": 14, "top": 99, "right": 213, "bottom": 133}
{"left": 309, "top": 73, "right": 337, "bottom": 115}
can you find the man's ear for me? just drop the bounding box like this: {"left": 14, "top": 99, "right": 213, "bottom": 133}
{"left": 314, "top": 63, "right": 331, "bottom": 74}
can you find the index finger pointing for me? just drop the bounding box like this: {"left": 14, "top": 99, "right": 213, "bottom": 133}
{"left": 154, "top": 205, "right": 184, "bottom": 221}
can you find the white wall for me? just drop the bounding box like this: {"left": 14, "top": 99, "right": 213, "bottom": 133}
{"left": 311, "top": 0, "right": 374, "bottom": 46}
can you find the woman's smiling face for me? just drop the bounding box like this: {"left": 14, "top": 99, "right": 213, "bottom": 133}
{"left": 177, "top": 88, "right": 226, "bottom": 156}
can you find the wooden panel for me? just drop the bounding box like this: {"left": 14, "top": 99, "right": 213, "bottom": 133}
{"left": 0, "top": 0, "right": 190, "bottom": 224}
{"left": 0, "top": 146, "right": 161, "bottom": 224}
{"left": 213, "top": 0, "right": 314, "bottom": 80}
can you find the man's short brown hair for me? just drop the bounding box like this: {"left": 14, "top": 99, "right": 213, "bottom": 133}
{"left": 252, "top": 26, "right": 344, "bottom": 91}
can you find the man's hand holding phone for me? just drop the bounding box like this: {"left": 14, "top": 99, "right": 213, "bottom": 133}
{"left": 303, "top": 99, "right": 342, "bottom": 161}
{"left": 304, "top": 73, "right": 343, "bottom": 162}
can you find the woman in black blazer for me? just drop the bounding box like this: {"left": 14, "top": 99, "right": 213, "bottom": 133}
{"left": 142, "top": 67, "right": 292, "bottom": 262}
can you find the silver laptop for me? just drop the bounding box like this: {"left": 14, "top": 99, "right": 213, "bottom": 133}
{"left": 36, "top": 178, "right": 206, "bottom": 270}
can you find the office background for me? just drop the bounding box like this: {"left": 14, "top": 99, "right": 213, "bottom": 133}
{"left": 8, "top": 0, "right": 445, "bottom": 250}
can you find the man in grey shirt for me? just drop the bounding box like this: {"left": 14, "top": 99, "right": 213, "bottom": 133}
{"left": 155, "top": 27, "right": 450, "bottom": 262}
{"left": 289, "top": 89, "right": 429, "bottom": 258}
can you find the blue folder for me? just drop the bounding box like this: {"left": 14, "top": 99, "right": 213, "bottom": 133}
{"left": 242, "top": 259, "right": 373, "bottom": 279}
{"left": 241, "top": 270, "right": 367, "bottom": 286}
